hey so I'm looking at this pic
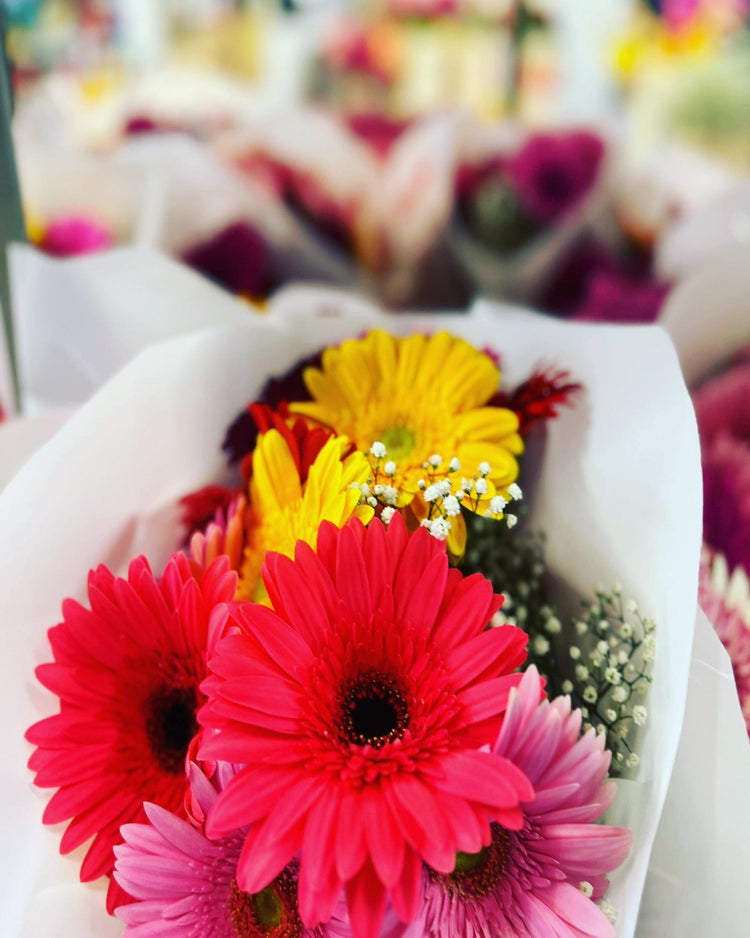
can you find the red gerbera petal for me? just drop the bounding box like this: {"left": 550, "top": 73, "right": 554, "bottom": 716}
{"left": 25, "top": 553, "right": 237, "bottom": 895}
{"left": 199, "top": 514, "right": 537, "bottom": 938}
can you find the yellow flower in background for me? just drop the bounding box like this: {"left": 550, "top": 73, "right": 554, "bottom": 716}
{"left": 238, "top": 429, "right": 373, "bottom": 603}
{"left": 289, "top": 330, "right": 523, "bottom": 555}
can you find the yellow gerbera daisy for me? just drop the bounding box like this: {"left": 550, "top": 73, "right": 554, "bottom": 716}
{"left": 237, "top": 428, "right": 373, "bottom": 603}
{"left": 291, "top": 328, "right": 522, "bottom": 491}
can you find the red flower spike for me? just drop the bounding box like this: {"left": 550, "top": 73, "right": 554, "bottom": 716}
{"left": 492, "top": 367, "right": 582, "bottom": 437}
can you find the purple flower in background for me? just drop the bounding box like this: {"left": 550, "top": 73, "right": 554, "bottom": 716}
{"left": 507, "top": 131, "right": 605, "bottom": 224}
{"left": 181, "top": 221, "right": 276, "bottom": 299}
{"left": 38, "top": 215, "right": 114, "bottom": 257}
{"left": 693, "top": 363, "right": 750, "bottom": 575}
{"left": 541, "top": 236, "right": 669, "bottom": 323}
{"left": 573, "top": 271, "right": 670, "bottom": 324}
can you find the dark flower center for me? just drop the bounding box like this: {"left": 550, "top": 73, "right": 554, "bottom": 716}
{"left": 429, "top": 824, "right": 511, "bottom": 899}
{"left": 340, "top": 671, "right": 409, "bottom": 749}
{"left": 144, "top": 685, "right": 199, "bottom": 775}
{"left": 229, "top": 871, "right": 302, "bottom": 938}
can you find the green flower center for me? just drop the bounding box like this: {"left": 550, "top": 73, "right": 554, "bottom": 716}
{"left": 230, "top": 872, "right": 301, "bottom": 938}
{"left": 429, "top": 825, "right": 511, "bottom": 899}
{"left": 252, "top": 887, "right": 283, "bottom": 929}
{"left": 379, "top": 426, "right": 416, "bottom": 462}
{"left": 453, "top": 847, "right": 488, "bottom": 873}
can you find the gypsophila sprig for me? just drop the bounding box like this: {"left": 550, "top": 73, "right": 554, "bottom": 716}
{"left": 526, "top": 585, "right": 655, "bottom": 778}
{"left": 460, "top": 513, "right": 548, "bottom": 629}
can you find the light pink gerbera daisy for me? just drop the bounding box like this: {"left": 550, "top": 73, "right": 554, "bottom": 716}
{"left": 114, "top": 761, "right": 352, "bottom": 938}
{"left": 699, "top": 549, "right": 750, "bottom": 734}
{"left": 199, "top": 514, "right": 535, "bottom": 938}
{"left": 405, "top": 667, "right": 631, "bottom": 938}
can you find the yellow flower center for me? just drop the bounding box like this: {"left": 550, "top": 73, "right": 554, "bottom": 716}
{"left": 379, "top": 426, "right": 417, "bottom": 462}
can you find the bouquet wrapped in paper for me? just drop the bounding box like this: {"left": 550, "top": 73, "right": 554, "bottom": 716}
{"left": 217, "top": 107, "right": 470, "bottom": 308}
{"left": 0, "top": 262, "right": 723, "bottom": 938}
{"left": 447, "top": 119, "right": 611, "bottom": 303}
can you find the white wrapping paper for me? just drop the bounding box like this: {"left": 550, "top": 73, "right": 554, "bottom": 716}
{"left": 0, "top": 276, "right": 704, "bottom": 937}
{"left": 636, "top": 609, "right": 750, "bottom": 937}
{"left": 659, "top": 245, "right": 750, "bottom": 386}
{"left": 0, "top": 410, "right": 72, "bottom": 493}
{"left": 8, "top": 244, "right": 248, "bottom": 414}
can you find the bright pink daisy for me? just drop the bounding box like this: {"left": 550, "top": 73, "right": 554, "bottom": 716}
{"left": 699, "top": 550, "right": 750, "bottom": 735}
{"left": 199, "top": 514, "right": 534, "bottom": 938}
{"left": 115, "top": 761, "right": 352, "bottom": 937}
{"left": 38, "top": 214, "right": 114, "bottom": 257}
{"left": 405, "top": 667, "right": 631, "bottom": 938}
{"left": 25, "top": 553, "right": 237, "bottom": 913}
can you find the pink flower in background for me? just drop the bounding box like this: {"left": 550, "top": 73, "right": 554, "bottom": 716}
{"left": 693, "top": 363, "right": 750, "bottom": 575}
{"left": 661, "top": 0, "right": 700, "bottom": 30}
{"left": 115, "top": 761, "right": 352, "bottom": 937}
{"left": 199, "top": 515, "right": 534, "bottom": 938}
{"left": 699, "top": 552, "right": 750, "bottom": 735}
{"left": 506, "top": 132, "right": 605, "bottom": 224}
{"left": 406, "top": 667, "right": 631, "bottom": 938}
{"left": 38, "top": 215, "right": 114, "bottom": 257}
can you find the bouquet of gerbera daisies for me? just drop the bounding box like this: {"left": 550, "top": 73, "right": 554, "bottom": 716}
{"left": 1, "top": 292, "right": 704, "bottom": 938}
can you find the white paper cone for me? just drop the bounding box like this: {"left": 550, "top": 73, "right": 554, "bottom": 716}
{"left": 0, "top": 286, "right": 702, "bottom": 937}
{"left": 0, "top": 410, "right": 73, "bottom": 493}
{"left": 9, "top": 244, "right": 249, "bottom": 414}
{"left": 659, "top": 246, "right": 750, "bottom": 387}
{"left": 636, "top": 609, "right": 750, "bottom": 936}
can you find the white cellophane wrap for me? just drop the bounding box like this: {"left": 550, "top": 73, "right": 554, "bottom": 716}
{"left": 0, "top": 410, "right": 73, "bottom": 493}
{"left": 0, "top": 265, "right": 730, "bottom": 938}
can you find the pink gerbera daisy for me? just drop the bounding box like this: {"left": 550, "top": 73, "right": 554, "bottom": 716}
{"left": 405, "top": 667, "right": 631, "bottom": 938}
{"left": 699, "top": 550, "right": 750, "bottom": 735}
{"left": 25, "top": 553, "right": 237, "bottom": 912}
{"left": 199, "top": 514, "right": 534, "bottom": 938}
{"left": 114, "top": 761, "right": 352, "bottom": 937}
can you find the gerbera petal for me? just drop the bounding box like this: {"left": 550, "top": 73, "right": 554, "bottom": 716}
{"left": 345, "top": 859, "right": 388, "bottom": 938}
{"left": 361, "top": 787, "right": 405, "bottom": 888}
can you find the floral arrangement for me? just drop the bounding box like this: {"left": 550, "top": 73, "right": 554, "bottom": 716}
{"left": 22, "top": 325, "right": 668, "bottom": 938}
{"left": 690, "top": 351, "right": 750, "bottom": 736}
{"left": 455, "top": 131, "right": 606, "bottom": 257}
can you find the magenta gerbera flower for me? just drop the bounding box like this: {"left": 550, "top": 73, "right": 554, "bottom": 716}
{"left": 693, "top": 363, "right": 750, "bottom": 574}
{"left": 506, "top": 132, "right": 605, "bottom": 224}
{"left": 699, "top": 550, "right": 750, "bottom": 735}
{"left": 199, "top": 514, "right": 534, "bottom": 938}
{"left": 405, "top": 667, "right": 631, "bottom": 938}
{"left": 38, "top": 214, "right": 114, "bottom": 257}
{"left": 115, "top": 761, "right": 352, "bottom": 937}
{"left": 25, "top": 553, "right": 237, "bottom": 913}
